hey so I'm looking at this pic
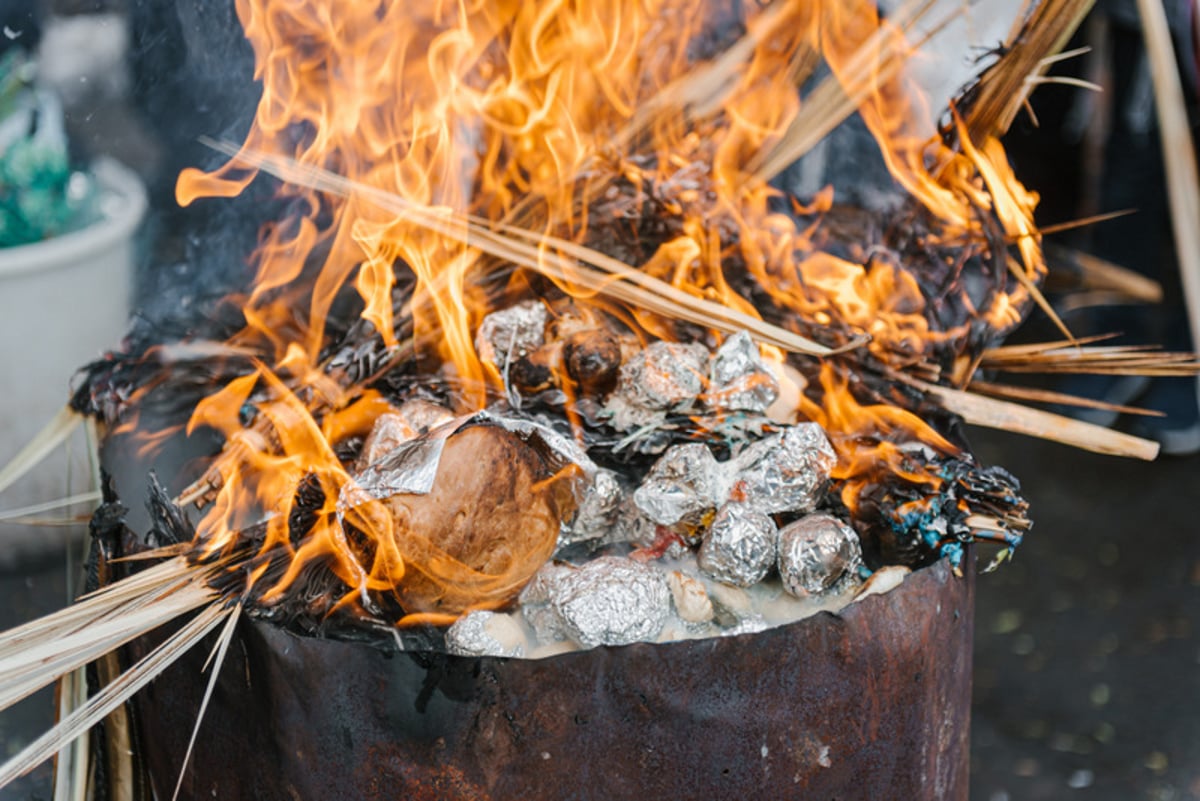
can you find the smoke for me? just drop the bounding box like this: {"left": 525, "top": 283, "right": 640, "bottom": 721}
{"left": 125, "top": 0, "right": 267, "bottom": 342}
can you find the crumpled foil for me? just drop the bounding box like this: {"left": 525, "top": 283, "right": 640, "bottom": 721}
{"left": 445, "top": 610, "right": 524, "bottom": 658}
{"left": 729, "top": 423, "right": 836, "bottom": 514}
{"left": 633, "top": 442, "right": 725, "bottom": 526}
{"left": 719, "top": 614, "right": 770, "bottom": 637}
{"left": 613, "top": 341, "right": 710, "bottom": 411}
{"left": 558, "top": 468, "right": 624, "bottom": 549}
{"left": 346, "top": 409, "right": 596, "bottom": 511}
{"left": 472, "top": 409, "right": 598, "bottom": 482}
{"left": 777, "top": 513, "right": 864, "bottom": 598}
{"left": 356, "top": 400, "right": 454, "bottom": 468}
{"left": 475, "top": 301, "right": 548, "bottom": 368}
{"left": 697, "top": 502, "right": 778, "bottom": 587}
{"left": 548, "top": 556, "right": 670, "bottom": 648}
{"left": 347, "top": 426, "right": 451, "bottom": 502}
{"left": 519, "top": 562, "right": 577, "bottom": 644}
{"left": 610, "top": 496, "right": 667, "bottom": 550}
{"left": 705, "top": 331, "right": 780, "bottom": 412}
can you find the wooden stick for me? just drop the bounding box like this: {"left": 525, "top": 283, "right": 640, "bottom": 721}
{"left": 918, "top": 381, "right": 1160, "bottom": 459}
{"left": 1136, "top": 0, "right": 1200, "bottom": 354}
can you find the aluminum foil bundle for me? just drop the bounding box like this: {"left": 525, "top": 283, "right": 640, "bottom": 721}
{"left": 705, "top": 331, "right": 780, "bottom": 412}
{"left": 729, "top": 423, "right": 836, "bottom": 515}
{"left": 557, "top": 468, "right": 624, "bottom": 550}
{"left": 547, "top": 556, "right": 671, "bottom": 648}
{"left": 611, "top": 497, "right": 679, "bottom": 553}
{"left": 475, "top": 301, "right": 548, "bottom": 367}
{"left": 697, "top": 502, "right": 778, "bottom": 587}
{"left": 777, "top": 513, "right": 864, "bottom": 599}
{"left": 518, "top": 561, "right": 577, "bottom": 644}
{"left": 604, "top": 341, "right": 710, "bottom": 430}
{"left": 445, "top": 610, "right": 525, "bottom": 658}
{"left": 633, "top": 442, "right": 725, "bottom": 526}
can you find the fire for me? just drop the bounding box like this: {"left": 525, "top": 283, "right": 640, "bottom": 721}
{"left": 154, "top": 0, "right": 1045, "bottom": 621}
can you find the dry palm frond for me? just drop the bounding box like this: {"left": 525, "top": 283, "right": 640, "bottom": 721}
{"left": 0, "top": 602, "right": 229, "bottom": 788}
{"left": 613, "top": 1, "right": 799, "bottom": 151}
{"left": 171, "top": 603, "right": 242, "bottom": 801}
{"left": 0, "top": 407, "right": 83, "bottom": 497}
{"left": 52, "top": 667, "right": 89, "bottom": 801}
{"left": 979, "top": 342, "right": 1200, "bottom": 376}
{"left": 749, "top": 0, "right": 954, "bottom": 183}
{"left": 1136, "top": 0, "right": 1200, "bottom": 354}
{"left": 964, "top": 0, "right": 1096, "bottom": 139}
{"left": 201, "top": 138, "right": 853, "bottom": 358}
{"left": 968, "top": 379, "right": 1163, "bottom": 416}
{"left": 1004, "top": 255, "right": 1076, "bottom": 344}
{"left": 0, "top": 558, "right": 214, "bottom": 712}
{"left": 0, "top": 491, "right": 101, "bottom": 523}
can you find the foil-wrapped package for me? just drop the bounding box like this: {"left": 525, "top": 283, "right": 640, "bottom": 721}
{"left": 730, "top": 423, "right": 836, "bottom": 514}
{"left": 549, "top": 556, "right": 670, "bottom": 648}
{"left": 777, "top": 513, "right": 864, "bottom": 598}
{"left": 633, "top": 442, "right": 724, "bottom": 526}
{"left": 705, "top": 331, "right": 780, "bottom": 412}
{"left": 558, "top": 468, "right": 623, "bottom": 549}
{"left": 697, "top": 503, "right": 778, "bottom": 587}
{"left": 614, "top": 341, "right": 710, "bottom": 410}
{"left": 519, "top": 561, "right": 577, "bottom": 644}
{"left": 445, "top": 610, "right": 525, "bottom": 658}
{"left": 475, "top": 301, "right": 548, "bottom": 367}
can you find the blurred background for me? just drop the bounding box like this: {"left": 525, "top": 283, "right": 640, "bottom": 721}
{"left": 0, "top": 1, "right": 1197, "bottom": 799}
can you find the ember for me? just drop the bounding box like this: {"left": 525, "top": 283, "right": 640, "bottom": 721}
{"left": 2, "top": 0, "right": 1199, "bottom": 795}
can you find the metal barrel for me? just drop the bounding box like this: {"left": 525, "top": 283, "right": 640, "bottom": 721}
{"left": 126, "top": 556, "right": 973, "bottom": 801}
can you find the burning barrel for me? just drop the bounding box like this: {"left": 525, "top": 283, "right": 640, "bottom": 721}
{"left": 5, "top": 1, "right": 1135, "bottom": 798}
{"left": 125, "top": 557, "right": 972, "bottom": 801}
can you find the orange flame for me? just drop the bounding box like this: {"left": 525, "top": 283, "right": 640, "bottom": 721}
{"left": 162, "top": 0, "right": 1045, "bottom": 621}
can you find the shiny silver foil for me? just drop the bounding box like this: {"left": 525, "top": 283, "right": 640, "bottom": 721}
{"left": 633, "top": 442, "right": 724, "bottom": 526}
{"left": 719, "top": 614, "right": 770, "bottom": 637}
{"left": 558, "top": 468, "right": 624, "bottom": 549}
{"left": 519, "top": 561, "right": 577, "bottom": 644}
{"left": 345, "top": 410, "right": 594, "bottom": 512}
{"left": 475, "top": 300, "right": 548, "bottom": 367}
{"left": 777, "top": 513, "right": 864, "bottom": 598}
{"left": 445, "top": 611, "right": 524, "bottom": 658}
{"left": 611, "top": 497, "right": 671, "bottom": 551}
{"left": 697, "top": 502, "right": 778, "bottom": 587}
{"left": 355, "top": 401, "right": 455, "bottom": 469}
{"left": 549, "top": 556, "right": 670, "bottom": 648}
{"left": 614, "top": 341, "right": 710, "bottom": 410}
{"left": 706, "top": 331, "right": 780, "bottom": 412}
{"left": 346, "top": 426, "right": 450, "bottom": 502}
{"left": 730, "top": 423, "right": 836, "bottom": 514}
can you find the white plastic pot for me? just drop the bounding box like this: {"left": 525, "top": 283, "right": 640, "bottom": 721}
{"left": 0, "top": 157, "right": 146, "bottom": 516}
